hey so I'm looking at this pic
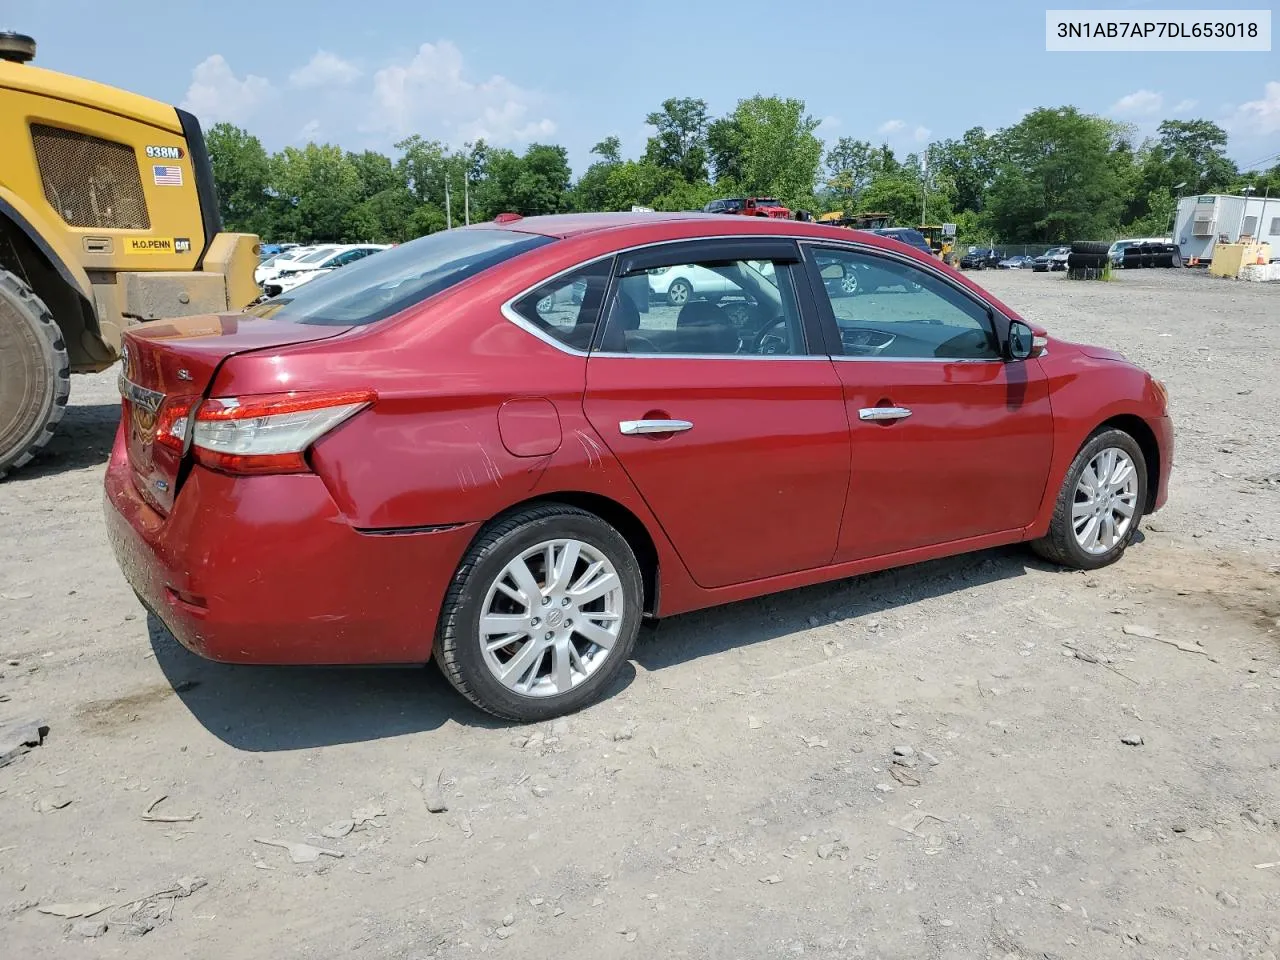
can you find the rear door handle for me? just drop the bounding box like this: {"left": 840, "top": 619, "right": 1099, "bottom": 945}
{"left": 858, "top": 406, "right": 912, "bottom": 422}
{"left": 619, "top": 419, "right": 694, "bottom": 435}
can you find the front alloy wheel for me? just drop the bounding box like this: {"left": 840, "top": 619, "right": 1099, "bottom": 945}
{"left": 434, "top": 504, "right": 643, "bottom": 721}
{"left": 1032, "top": 428, "right": 1148, "bottom": 570}
{"left": 1071, "top": 447, "right": 1139, "bottom": 555}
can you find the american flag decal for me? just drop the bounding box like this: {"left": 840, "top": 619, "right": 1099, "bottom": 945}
{"left": 152, "top": 164, "right": 183, "bottom": 186}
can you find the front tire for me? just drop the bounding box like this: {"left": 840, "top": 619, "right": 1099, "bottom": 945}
{"left": 0, "top": 271, "right": 69, "bottom": 480}
{"left": 1031, "top": 429, "right": 1147, "bottom": 570}
{"left": 434, "top": 504, "right": 644, "bottom": 721}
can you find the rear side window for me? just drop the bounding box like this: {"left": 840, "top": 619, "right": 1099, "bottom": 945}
{"left": 509, "top": 260, "right": 614, "bottom": 351}
{"left": 254, "top": 229, "right": 553, "bottom": 326}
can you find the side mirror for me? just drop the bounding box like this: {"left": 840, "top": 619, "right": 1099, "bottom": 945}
{"left": 820, "top": 262, "right": 845, "bottom": 280}
{"left": 1007, "top": 320, "right": 1045, "bottom": 360}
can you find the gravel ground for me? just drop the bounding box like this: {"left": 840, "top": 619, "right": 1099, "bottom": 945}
{"left": 1, "top": 268, "right": 1277, "bottom": 960}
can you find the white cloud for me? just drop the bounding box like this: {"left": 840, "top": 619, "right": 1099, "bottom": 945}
{"left": 1110, "top": 89, "right": 1163, "bottom": 116}
{"left": 180, "top": 55, "right": 271, "bottom": 125}
{"left": 877, "top": 119, "right": 906, "bottom": 135}
{"left": 912, "top": 125, "right": 931, "bottom": 143}
{"left": 818, "top": 115, "right": 841, "bottom": 131}
{"left": 297, "top": 119, "right": 321, "bottom": 142}
{"left": 1229, "top": 81, "right": 1280, "bottom": 136}
{"left": 289, "top": 51, "right": 361, "bottom": 89}
{"left": 368, "top": 40, "right": 553, "bottom": 145}
{"left": 1172, "top": 98, "right": 1198, "bottom": 113}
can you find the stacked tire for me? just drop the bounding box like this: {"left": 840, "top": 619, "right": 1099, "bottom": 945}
{"left": 1067, "top": 241, "right": 1108, "bottom": 280}
{"left": 1121, "top": 242, "right": 1182, "bottom": 269}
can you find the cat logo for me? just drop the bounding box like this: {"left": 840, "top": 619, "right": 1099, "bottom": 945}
{"left": 127, "top": 237, "right": 174, "bottom": 254}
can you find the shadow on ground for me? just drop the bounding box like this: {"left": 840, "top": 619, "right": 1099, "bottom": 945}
{"left": 11, "top": 402, "right": 120, "bottom": 481}
{"left": 146, "top": 542, "right": 1063, "bottom": 752}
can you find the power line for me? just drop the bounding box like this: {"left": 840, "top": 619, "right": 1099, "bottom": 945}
{"left": 1239, "top": 149, "right": 1280, "bottom": 172}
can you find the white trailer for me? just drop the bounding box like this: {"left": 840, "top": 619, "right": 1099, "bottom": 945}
{"left": 1174, "top": 193, "right": 1280, "bottom": 264}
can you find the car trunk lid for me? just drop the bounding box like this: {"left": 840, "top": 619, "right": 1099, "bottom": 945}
{"left": 118, "top": 313, "right": 352, "bottom": 514}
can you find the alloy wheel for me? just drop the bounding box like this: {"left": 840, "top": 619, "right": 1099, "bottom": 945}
{"left": 479, "top": 539, "right": 625, "bottom": 698}
{"left": 1071, "top": 447, "right": 1139, "bottom": 555}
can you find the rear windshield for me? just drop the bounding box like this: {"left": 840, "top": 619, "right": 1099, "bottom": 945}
{"left": 250, "top": 228, "right": 554, "bottom": 326}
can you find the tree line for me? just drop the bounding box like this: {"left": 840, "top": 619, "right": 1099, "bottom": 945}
{"left": 207, "top": 95, "right": 1279, "bottom": 248}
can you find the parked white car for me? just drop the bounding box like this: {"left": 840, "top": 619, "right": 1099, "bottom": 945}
{"left": 262, "top": 245, "right": 389, "bottom": 297}
{"left": 255, "top": 245, "right": 336, "bottom": 286}
{"left": 270, "top": 267, "right": 333, "bottom": 295}
{"left": 646, "top": 260, "right": 776, "bottom": 305}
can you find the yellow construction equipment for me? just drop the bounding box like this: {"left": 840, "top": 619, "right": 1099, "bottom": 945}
{"left": 816, "top": 211, "right": 895, "bottom": 230}
{"left": 916, "top": 224, "right": 956, "bottom": 262}
{"left": 0, "top": 32, "right": 259, "bottom": 477}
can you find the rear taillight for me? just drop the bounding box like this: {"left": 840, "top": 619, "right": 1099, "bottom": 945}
{"left": 155, "top": 396, "right": 199, "bottom": 453}
{"left": 191, "top": 390, "right": 374, "bottom": 475}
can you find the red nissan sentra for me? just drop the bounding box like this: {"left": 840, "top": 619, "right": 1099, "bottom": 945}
{"left": 104, "top": 212, "right": 1173, "bottom": 721}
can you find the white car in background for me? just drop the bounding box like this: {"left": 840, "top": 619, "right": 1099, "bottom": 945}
{"left": 262, "top": 245, "right": 390, "bottom": 297}
{"left": 646, "top": 260, "right": 777, "bottom": 305}
{"left": 252, "top": 244, "right": 327, "bottom": 285}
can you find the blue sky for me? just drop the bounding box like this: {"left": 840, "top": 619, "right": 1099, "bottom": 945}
{"left": 8, "top": 0, "right": 1278, "bottom": 174}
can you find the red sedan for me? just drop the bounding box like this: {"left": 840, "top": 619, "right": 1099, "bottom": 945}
{"left": 104, "top": 213, "right": 1173, "bottom": 721}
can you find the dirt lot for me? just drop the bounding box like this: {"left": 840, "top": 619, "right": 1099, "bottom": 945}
{"left": 2, "top": 269, "right": 1277, "bottom": 960}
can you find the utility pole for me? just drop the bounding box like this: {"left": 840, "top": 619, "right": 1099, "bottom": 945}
{"left": 445, "top": 177, "right": 452, "bottom": 230}
{"left": 920, "top": 152, "right": 928, "bottom": 226}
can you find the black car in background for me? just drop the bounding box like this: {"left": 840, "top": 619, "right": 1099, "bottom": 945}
{"left": 959, "top": 248, "right": 1002, "bottom": 270}
{"left": 867, "top": 227, "right": 935, "bottom": 257}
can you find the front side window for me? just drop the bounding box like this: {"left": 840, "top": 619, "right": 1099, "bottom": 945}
{"left": 811, "top": 247, "right": 1000, "bottom": 360}
{"left": 252, "top": 228, "right": 554, "bottom": 326}
{"left": 510, "top": 260, "right": 613, "bottom": 351}
{"left": 600, "top": 256, "right": 806, "bottom": 357}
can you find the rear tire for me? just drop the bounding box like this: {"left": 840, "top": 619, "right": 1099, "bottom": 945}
{"left": 434, "top": 504, "right": 644, "bottom": 722}
{"left": 666, "top": 279, "right": 693, "bottom": 306}
{"left": 0, "top": 271, "right": 69, "bottom": 480}
{"left": 1031, "top": 428, "right": 1147, "bottom": 570}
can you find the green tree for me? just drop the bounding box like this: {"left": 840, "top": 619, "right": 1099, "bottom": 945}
{"left": 479, "top": 144, "right": 572, "bottom": 216}
{"left": 730, "top": 96, "right": 823, "bottom": 205}
{"left": 932, "top": 127, "right": 996, "bottom": 213}
{"left": 270, "top": 143, "right": 362, "bottom": 242}
{"left": 825, "top": 137, "right": 873, "bottom": 211}
{"left": 706, "top": 115, "right": 746, "bottom": 185}
{"left": 205, "top": 123, "right": 275, "bottom": 236}
{"left": 1153, "top": 120, "right": 1237, "bottom": 194}
{"left": 395, "top": 135, "right": 450, "bottom": 205}
{"left": 591, "top": 136, "right": 623, "bottom": 165}
{"left": 985, "top": 107, "right": 1135, "bottom": 242}
{"left": 643, "top": 97, "right": 710, "bottom": 183}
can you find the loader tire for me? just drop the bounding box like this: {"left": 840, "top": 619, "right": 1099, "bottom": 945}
{"left": 0, "top": 270, "right": 69, "bottom": 480}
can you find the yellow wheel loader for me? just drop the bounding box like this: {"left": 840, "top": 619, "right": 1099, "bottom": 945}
{"left": 0, "top": 32, "right": 259, "bottom": 478}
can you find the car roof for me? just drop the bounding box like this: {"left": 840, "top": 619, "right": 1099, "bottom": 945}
{"left": 482, "top": 211, "right": 727, "bottom": 238}
{"left": 473, "top": 212, "right": 967, "bottom": 258}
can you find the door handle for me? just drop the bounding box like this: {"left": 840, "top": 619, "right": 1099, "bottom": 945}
{"left": 858, "top": 406, "right": 912, "bottom": 422}
{"left": 619, "top": 419, "right": 694, "bottom": 435}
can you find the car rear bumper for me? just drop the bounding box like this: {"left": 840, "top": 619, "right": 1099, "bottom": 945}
{"left": 102, "top": 425, "right": 477, "bottom": 665}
